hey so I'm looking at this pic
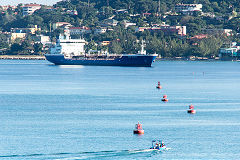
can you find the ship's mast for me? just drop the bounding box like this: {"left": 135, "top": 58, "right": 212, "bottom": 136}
{"left": 158, "top": 0, "right": 160, "bottom": 15}
{"left": 138, "top": 40, "right": 146, "bottom": 55}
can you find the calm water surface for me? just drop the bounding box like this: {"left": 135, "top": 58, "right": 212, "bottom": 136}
{"left": 0, "top": 60, "right": 240, "bottom": 160}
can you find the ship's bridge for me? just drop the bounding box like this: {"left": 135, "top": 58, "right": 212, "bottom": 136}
{"left": 57, "top": 34, "right": 86, "bottom": 57}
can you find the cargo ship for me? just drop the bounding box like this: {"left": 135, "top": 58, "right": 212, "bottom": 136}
{"left": 45, "top": 32, "right": 157, "bottom": 67}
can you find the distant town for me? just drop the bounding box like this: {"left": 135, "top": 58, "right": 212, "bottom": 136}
{"left": 0, "top": 0, "right": 240, "bottom": 60}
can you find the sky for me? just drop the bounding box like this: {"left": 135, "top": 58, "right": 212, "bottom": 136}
{"left": 0, "top": 0, "right": 61, "bottom": 6}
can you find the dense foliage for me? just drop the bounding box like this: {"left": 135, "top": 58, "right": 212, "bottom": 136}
{"left": 0, "top": 0, "right": 240, "bottom": 57}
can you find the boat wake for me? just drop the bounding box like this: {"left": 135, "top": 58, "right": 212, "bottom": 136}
{"left": 0, "top": 148, "right": 169, "bottom": 160}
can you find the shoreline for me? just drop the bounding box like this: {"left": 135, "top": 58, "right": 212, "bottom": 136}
{"left": 0, "top": 55, "right": 235, "bottom": 61}
{"left": 155, "top": 56, "right": 220, "bottom": 61}
{"left": 0, "top": 55, "right": 46, "bottom": 60}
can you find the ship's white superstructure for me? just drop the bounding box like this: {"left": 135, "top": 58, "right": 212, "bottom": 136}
{"left": 50, "top": 30, "right": 86, "bottom": 57}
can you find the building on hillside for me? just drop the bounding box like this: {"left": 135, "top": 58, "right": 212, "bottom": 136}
{"left": 159, "top": 25, "right": 186, "bottom": 36}
{"left": 10, "top": 25, "right": 41, "bottom": 41}
{"left": 0, "top": 5, "right": 17, "bottom": 11}
{"left": 201, "top": 12, "right": 215, "bottom": 18}
{"left": 0, "top": 48, "right": 8, "bottom": 54}
{"left": 122, "top": 20, "right": 136, "bottom": 28}
{"left": 53, "top": 22, "right": 72, "bottom": 30}
{"left": 136, "top": 27, "right": 151, "bottom": 32}
{"left": 69, "top": 27, "right": 91, "bottom": 35}
{"left": 32, "top": 35, "right": 51, "bottom": 53}
{"left": 130, "top": 14, "right": 141, "bottom": 17}
{"left": 22, "top": 4, "right": 41, "bottom": 16}
{"left": 189, "top": 34, "right": 208, "bottom": 40}
{"left": 175, "top": 4, "right": 202, "bottom": 14}
{"left": 135, "top": 25, "right": 186, "bottom": 36}
{"left": 66, "top": 10, "right": 78, "bottom": 15}
{"left": 44, "top": 6, "right": 55, "bottom": 11}
{"left": 205, "top": 29, "right": 233, "bottom": 36}
{"left": 99, "top": 41, "right": 111, "bottom": 46}
{"left": 11, "top": 25, "right": 41, "bottom": 34}
{"left": 188, "top": 34, "right": 208, "bottom": 45}
{"left": 10, "top": 33, "right": 27, "bottom": 41}
{"left": 94, "top": 27, "right": 107, "bottom": 34}
{"left": 142, "top": 13, "right": 152, "bottom": 17}
{"left": 114, "top": 9, "right": 128, "bottom": 14}
{"left": 32, "top": 35, "right": 50, "bottom": 45}
{"left": 219, "top": 42, "right": 240, "bottom": 60}
{"left": 100, "top": 19, "right": 118, "bottom": 27}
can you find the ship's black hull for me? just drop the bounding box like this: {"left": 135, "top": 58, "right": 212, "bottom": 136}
{"left": 45, "top": 54, "right": 157, "bottom": 67}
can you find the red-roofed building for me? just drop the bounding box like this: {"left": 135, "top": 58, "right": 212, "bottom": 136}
{"left": 22, "top": 4, "right": 41, "bottom": 16}
{"left": 190, "top": 34, "right": 208, "bottom": 40}
{"left": 0, "top": 5, "right": 17, "bottom": 11}
{"left": 142, "top": 13, "right": 152, "bottom": 17}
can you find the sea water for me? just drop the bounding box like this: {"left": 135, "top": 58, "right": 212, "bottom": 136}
{"left": 0, "top": 60, "right": 240, "bottom": 160}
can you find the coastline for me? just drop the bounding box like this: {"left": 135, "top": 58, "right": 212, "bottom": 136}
{"left": 155, "top": 56, "right": 220, "bottom": 61}
{"left": 0, "top": 55, "right": 231, "bottom": 61}
{"left": 0, "top": 55, "right": 46, "bottom": 60}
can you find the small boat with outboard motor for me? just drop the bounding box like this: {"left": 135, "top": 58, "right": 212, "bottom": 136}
{"left": 150, "top": 140, "right": 168, "bottom": 151}
{"left": 127, "top": 140, "right": 170, "bottom": 153}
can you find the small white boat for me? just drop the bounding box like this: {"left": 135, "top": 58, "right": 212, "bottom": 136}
{"left": 150, "top": 140, "right": 168, "bottom": 151}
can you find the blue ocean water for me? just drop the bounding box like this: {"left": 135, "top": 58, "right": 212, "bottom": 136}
{"left": 0, "top": 60, "right": 240, "bottom": 160}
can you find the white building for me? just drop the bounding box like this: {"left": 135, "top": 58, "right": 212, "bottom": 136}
{"left": 100, "top": 19, "right": 118, "bottom": 27}
{"left": 33, "top": 35, "right": 51, "bottom": 45}
{"left": 175, "top": 4, "right": 202, "bottom": 13}
{"left": 22, "top": 4, "right": 41, "bottom": 16}
{"left": 66, "top": 10, "right": 78, "bottom": 15}
{"left": 10, "top": 33, "right": 27, "bottom": 41}
{"left": 53, "top": 22, "right": 72, "bottom": 30}
{"left": 94, "top": 27, "right": 107, "bottom": 34}
{"left": 122, "top": 20, "right": 136, "bottom": 28}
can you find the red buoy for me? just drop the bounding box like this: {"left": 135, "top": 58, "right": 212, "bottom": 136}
{"left": 156, "top": 81, "right": 162, "bottom": 89}
{"left": 133, "top": 122, "right": 144, "bottom": 134}
{"left": 161, "top": 95, "right": 168, "bottom": 102}
{"left": 187, "top": 104, "right": 196, "bottom": 114}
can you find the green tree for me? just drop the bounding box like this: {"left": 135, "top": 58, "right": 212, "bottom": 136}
{"left": 85, "top": 40, "right": 97, "bottom": 53}
{"left": 33, "top": 43, "right": 43, "bottom": 54}
{"left": 0, "top": 34, "right": 9, "bottom": 49}
{"left": 10, "top": 43, "right": 23, "bottom": 54}
{"left": 109, "top": 40, "right": 123, "bottom": 54}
